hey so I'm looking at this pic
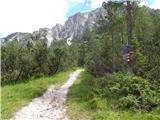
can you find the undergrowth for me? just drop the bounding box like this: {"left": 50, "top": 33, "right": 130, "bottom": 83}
{"left": 67, "top": 71, "right": 160, "bottom": 120}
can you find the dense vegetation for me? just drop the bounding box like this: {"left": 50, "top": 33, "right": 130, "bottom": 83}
{"left": 67, "top": 2, "right": 160, "bottom": 119}
{"left": 67, "top": 71, "right": 160, "bottom": 120}
{"left": 1, "top": 39, "right": 79, "bottom": 85}
{"left": 85, "top": 2, "right": 160, "bottom": 80}
{"left": 1, "top": 1, "right": 160, "bottom": 119}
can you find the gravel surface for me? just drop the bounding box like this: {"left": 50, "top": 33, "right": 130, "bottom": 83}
{"left": 11, "top": 69, "right": 84, "bottom": 120}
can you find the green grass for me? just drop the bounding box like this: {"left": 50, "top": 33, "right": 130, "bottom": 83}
{"left": 67, "top": 71, "right": 160, "bottom": 120}
{"left": 1, "top": 70, "right": 73, "bottom": 119}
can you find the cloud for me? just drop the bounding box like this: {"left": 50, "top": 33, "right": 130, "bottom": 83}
{"left": 0, "top": 0, "right": 68, "bottom": 33}
{"left": 67, "top": 0, "right": 105, "bottom": 9}
{"left": 88, "top": 0, "right": 160, "bottom": 9}
{"left": 89, "top": 0, "right": 105, "bottom": 8}
{"left": 149, "top": 0, "right": 160, "bottom": 9}
{"left": 67, "top": 0, "right": 85, "bottom": 4}
{"left": 0, "top": 0, "right": 159, "bottom": 36}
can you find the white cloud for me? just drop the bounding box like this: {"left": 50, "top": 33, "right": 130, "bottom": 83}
{"left": 68, "top": 0, "right": 105, "bottom": 8}
{"left": 0, "top": 0, "right": 159, "bottom": 35}
{"left": 89, "top": 0, "right": 160, "bottom": 9}
{"left": 149, "top": 0, "right": 160, "bottom": 9}
{"left": 0, "top": 0, "right": 68, "bottom": 33}
{"left": 87, "top": 0, "right": 105, "bottom": 8}
{"left": 67, "top": 0, "right": 84, "bottom": 4}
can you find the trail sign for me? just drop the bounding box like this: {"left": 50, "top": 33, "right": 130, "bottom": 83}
{"left": 122, "top": 45, "right": 134, "bottom": 63}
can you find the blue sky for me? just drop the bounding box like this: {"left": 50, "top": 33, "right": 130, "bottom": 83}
{"left": 147, "top": 0, "right": 155, "bottom": 5}
{"left": 66, "top": 2, "right": 92, "bottom": 17}
{"left": 66, "top": 0, "right": 158, "bottom": 17}
{"left": 66, "top": 0, "right": 103, "bottom": 17}
{"left": 0, "top": 0, "right": 159, "bottom": 38}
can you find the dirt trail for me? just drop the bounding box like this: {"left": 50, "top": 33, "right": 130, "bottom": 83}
{"left": 11, "top": 69, "right": 84, "bottom": 120}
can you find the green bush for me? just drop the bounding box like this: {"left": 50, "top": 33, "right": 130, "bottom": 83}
{"left": 88, "top": 72, "right": 160, "bottom": 112}
{"left": 107, "top": 73, "right": 160, "bottom": 111}
{"left": 1, "top": 40, "right": 77, "bottom": 85}
{"left": 1, "top": 70, "right": 19, "bottom": 85}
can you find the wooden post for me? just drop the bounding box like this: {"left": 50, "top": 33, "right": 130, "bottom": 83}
{"left": 126, "top": 1, "right": 133, "bottom": 73}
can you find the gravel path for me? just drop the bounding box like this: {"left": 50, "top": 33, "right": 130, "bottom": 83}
{"left": 11, "top": 69, "right": 84, "bottom": 120}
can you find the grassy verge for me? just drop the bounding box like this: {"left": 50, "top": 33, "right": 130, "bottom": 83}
{"left": 67, "top": 71, "right": 160, "bottom": 120}
{"left": 1, "top": 69, "right": 73, "bottom": 119}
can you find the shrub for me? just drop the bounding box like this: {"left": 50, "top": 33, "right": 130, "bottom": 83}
{"left": 88, "top": 72, "right": 160, "bottom": 112}
{"left": 1, "top": 40, "right": 76, "bottom": 85}
{"left": 1, "top": 70, "right": 19, "bottom": 85}
{"left": 107, "top": 73, "right": 160, "bottom": 111}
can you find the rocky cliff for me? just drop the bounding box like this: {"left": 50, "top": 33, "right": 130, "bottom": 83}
{"left": 1, "top": 7, "right": 106, "bottom": 45}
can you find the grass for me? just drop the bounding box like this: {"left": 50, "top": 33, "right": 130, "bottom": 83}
{"left": 1, "top": 69, "right": 73, "bottom": 119}
{"left": 66, "top": 71, "right": 160, "bottom": 120}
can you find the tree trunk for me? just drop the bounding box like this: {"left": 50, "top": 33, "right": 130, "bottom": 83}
{"left": 126, "top": 1, "right": 133, "bottom": 73}
{"left": 127, "top": 1, "right": 132, "bottom": 46}
{"left": 53, "top": 54, "right": 62, "bottom": 74}
{"left": 111, "top": 34, "right": 116, "bottom": 72}
{"left": 16, "top": 68, "right": 23, "bottom": 81}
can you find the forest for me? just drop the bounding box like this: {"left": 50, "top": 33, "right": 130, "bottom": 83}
{"left": 1, "top": 1, "right": 160, "bottom": 120}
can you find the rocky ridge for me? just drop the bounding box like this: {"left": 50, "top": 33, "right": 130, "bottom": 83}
{"left": 1, "top": 7, "right": 106, "bottom": 45}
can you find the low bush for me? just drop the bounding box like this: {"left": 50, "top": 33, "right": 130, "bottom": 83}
{"left": 67, "top": 71, "right": 160, "bottom": 120}
{"left": 88, "top": 72, "right": 160, "bottom": 112}
{"left": 111, "top": 73, "right": 160, "bottom": 111}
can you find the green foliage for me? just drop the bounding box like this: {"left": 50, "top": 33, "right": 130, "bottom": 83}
{"left": 85, "top": 38, "right": 108, "bottom": 76}
{"left": 90, "top": 72, "right": 160, "bottom": 112}
{"left": 85, "top": 2, "right": 160, "bottom": 82}
{"left": 132, "top": 6, "right": 160, "bottom": 80}
{"left": 132, "top": 35, "right": 147, "bottom": 77}
{"left": 1, "top": 1, "right": 160, "bottom": 119}
{"left": 67, "top": 2, "right": 160, "bottom": 119}
{"left": 1, "top": 40, "right": 76, "bottom": 85}
{"left": 85, "top": 35, "right": 125, "bottom": 76}
{"left": 67, "top": 71, "right": 160, "bottom": 120}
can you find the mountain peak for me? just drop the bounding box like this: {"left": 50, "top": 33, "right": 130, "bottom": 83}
{"left": 1, "top": 7, "right": 106, "bottom": 45}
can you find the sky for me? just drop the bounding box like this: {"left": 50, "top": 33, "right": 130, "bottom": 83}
{"left": 0, "top": 0, "right": 159, "bottom": 38}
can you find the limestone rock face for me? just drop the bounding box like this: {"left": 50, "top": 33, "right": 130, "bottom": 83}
{"left": 1, "top": 7, "right": 106, "bottom": 45}
{"left": 54, "top": 7, "right": 106, "bottom": 40}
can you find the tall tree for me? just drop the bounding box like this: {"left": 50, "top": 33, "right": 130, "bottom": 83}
{"left": 103, "top": 1, "right": 124, "bottom": 72}
{"left": 126, "top": 1, "right": 134, "bottom": 73}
